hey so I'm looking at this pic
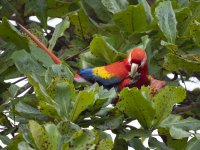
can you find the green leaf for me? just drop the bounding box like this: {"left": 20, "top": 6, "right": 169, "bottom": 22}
{"left": 149, "top": 137, "right": 173, "bottom": 150}
{"left": 30, "top": 45, "right": 55, "bottom": 68}
{"left": 153, "top": 86, "right": 186, "bottom": 127}
{"left": 12, "top": 50, "right": 45, "bottom": 75}
{"left": 101, "top": 0, "right": 129, "bottom": 14}
{"left": 15, "top": 101, "right": 41, "bottom": 115}
{"left": 67, "top": 129, "right": 96, "bottom": 150}
{"left": 48, "top": 81, "right": 74, "bottom": 119}
{"left": 70, "top": 91, "right": 94, "bottom": 121}
{"left": 0, "top": 18, "right": 29, "bottom": 50}
{"left": 113, "top": 4, "right": 148, "bottom": 34}
{"left": 128, "top": 138, "right": 146, "bottom": 150}
{"left": 175, "top": 7, "right": 191, "bottom": 37}
{"left": 68, "top": 8, "right": 98, "bottom": 39}
{"left": 48, "top": 18, "right": 70, "bottom": 50}
{"left": 138, "top": 0, "right": 153, "bottom": 22}
{"left": 57, "top": 121, "right": 81, "bottom": 138}
{"left": 161, "top": 40, "right": 178, "bottom": 52}
{"left": 190, "top": 0, "right": 200, "bottom": 22}
{"left": 117, "top": 87, "right": 155, "bottom": 129}
{"left": 90, "top": 35, "right": 125, "bottom": 64}
{"left": 164, "top": 53, "right": 200, "bottom": 74}
{"left": 8, "top": 84, "right": 20, "bottom": 97}
{"left": 177, "top": 0, "right": 189, "bottom": 7}
{"left": 29, "top": 120, "right": 52, "bottom": 150}
{"left": 6, "top": 134, "right": 24, "bottom": 150}
{"left": 96, "top": 139, "right": 113, "bottom": 150}
{"left": 45, "top": 64, "right": 74, "bottom": 83}
{"left": 91, "top": 115, "right": 124, "bottom": 130}
{"left": 35, "top": 0, "right": 47, "bottom": 29}
{"left": 160, "top": 115, "right": 200, "bottom": 131}
{"left": 46, "top": 0, "right": 80, "bottom": 17}
{"left": 158, "top": 128, "right": 187, "bottom": 150}
{"left": 119, "top": 129, "right": 150, "bottom": 141}
{"left": 26, "top": 0, "right": 47, "bottom": 30}
{"left": 155, "top": 1, "right": 177, "bottom": 43}
{"left": 96, "top": 131, "right": 113, "bottom": 150}
{"left": 82, "top": 0, "right": 112, "bottom": 22}
{"left": 79, "top": 51, "right": 108, "bottom": 68}
{"left": 44, "top": 124, "right": 62, "bottom": 150}
{"left": 169, "top": 126, "right": 192, "bottom": 139}
{"left": 18, "top": 141, "right": 35, "bottom": 150}
{"left": 0, "top": 0, "right": 22, "bottom": 18}
{"left": 113, "top": 137, "right": 128, "bottom": 150}
{"left": 186, "top": 137, "right": 200, "bottom": 150}
{"left": 0, "top": 135, "right": 10, "bottom": 145}
{"left": 190, "top": 20, "right": 200, "bottom": 44}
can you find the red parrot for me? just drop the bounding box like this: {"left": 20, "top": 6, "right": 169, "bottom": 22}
{"left": 19, "top": 24, "right": 165, "bottom": 92}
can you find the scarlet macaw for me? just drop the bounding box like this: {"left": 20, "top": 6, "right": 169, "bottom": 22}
{"left": 74, "top": 48, "right": 149, "bottom": 90}
{"left": 19, "top": 24, "right": 165, "bottom": 92}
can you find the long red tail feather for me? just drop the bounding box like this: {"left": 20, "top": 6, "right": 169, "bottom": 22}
{"left": 18, "top": 24, "right": 61, "bottom": 64}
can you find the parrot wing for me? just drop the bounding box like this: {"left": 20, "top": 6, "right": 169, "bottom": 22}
{"left": 79, "top": 67, "right": 122, "bottom": 86}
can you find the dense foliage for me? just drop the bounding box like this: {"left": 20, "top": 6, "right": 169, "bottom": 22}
{"left": 0, "top": 0, "right": 200, "bottom": 149}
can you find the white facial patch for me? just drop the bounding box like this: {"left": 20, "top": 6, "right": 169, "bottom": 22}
{"left": 140, "top": 53, "right": 147, "bottom": 68}
{"left": 129, "top": 63, "right": 139, "bottom": 77}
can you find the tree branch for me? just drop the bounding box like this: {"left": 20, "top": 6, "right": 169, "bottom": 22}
{"left": 173, "top": 102, "right": 200, "bottom": 114}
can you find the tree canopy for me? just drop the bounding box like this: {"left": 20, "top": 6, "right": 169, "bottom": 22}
{"left": 0, "top": 0, "right": 200, "bottom": 149}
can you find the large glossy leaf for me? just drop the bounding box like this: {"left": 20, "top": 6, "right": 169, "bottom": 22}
{"left": 149, "top": 137, "right": 173, "bottom": 150}
{"left": 25, "top": 0, "right": 47, "bottom": 29}
{"left": 169, "top": 126, "right": 192, "bottom": 139}
{"left": 129, "top": 138, "right": 146, "bottom": 150}
{"left": 138, "top": 0, "right": 153, "bottom": 22}
{"left": 96, "top": 138, "right": 113, "bottom": 150}
{"left": 46, "top": 0, "right": 80, "bottom": 17}
{"left": 164, "top": 53, "right": 200, "bottom": 74}
{"left": 30, "top": 45, "right": 55, "bottom": 68}
{"left": 12, "top": 50, "right": 45, "bottom": 75}
{"left": 68, "top": 8, "right": 98, "bottom": 39}
{"left": 6, "top": 134, "right": 24, "bottom": 150}
{"left": 119, "top": 129, "right": 150, "bottom": 141}
{"left": 70, "top": 91, "right": 94, "bottom": 121}
{"left": 0, "top": 18, "right": 29, "bottom": 50}
{"left": 66, "top": 129, "right": 96, "bottom": 150}
{"left": 18, "top": 141, "right": 35, "bottom": 150}
{"left": 155, "top": 1, "right": 177, "bottom": 43}
{"left": 113, "top": 4, "right": 148, "bottom": 34}
{"left": 186, "top": 137, "right": 200, "bottom": 150}
{"left": 190, "top": 0, "right": 200, "bottom": 22}
{"left": 47, "top": 81, "right": 74, "bottom": 119}
{"left": 82, "top": 0, "right": 113, "bottom": 22}
{"left": 190, "top": 20, "right": 200, "bottom": 44}
{"left": 48, "top": 18, "right": 70, "bottom": 50}
{"left": 160, "top": 115, "right": 200, "bottom": 131}
{"left": 113, "top": 137, "right": 128, "bottom": 150}
{"left": 90, "top": 35, "right": 125, "bottom": 64}
{"left": 91, "top": 115, "right": 124, "bottom": 130}
{"left": 153, "top": 86, "right": 186, "bottom": 127}
{"left": 79, "top": 51, "right": 109, "bottom": 68}
{"left": 117, "top": 87, "right": 155, "bottom": 129}
{"left": 158, "top": 128, "right": 187, "bottom": 150}
{"left": 44, "top": 124, "right": 62, "bottom": 150}
{"left": 101, "top": 0, "right": 129, "bottom": 14}
{"left": 29, "top": 120, "right": 52, "bottom": 150}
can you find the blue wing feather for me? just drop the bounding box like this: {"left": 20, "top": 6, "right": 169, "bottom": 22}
{"left": 79, "top": 68, "right": 122, "bottom": 86}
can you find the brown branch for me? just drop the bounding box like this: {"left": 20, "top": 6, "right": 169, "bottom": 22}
{"left": 173, "top": 102, "right": 200, "bottom": 114}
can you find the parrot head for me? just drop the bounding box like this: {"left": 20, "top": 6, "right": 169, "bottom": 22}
{"left": 127, "top": 48, "right": 148, "bottom": 77}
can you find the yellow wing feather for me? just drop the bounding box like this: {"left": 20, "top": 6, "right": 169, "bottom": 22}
{"left": 93, "top": 67, "right": 113, "bottom": 79}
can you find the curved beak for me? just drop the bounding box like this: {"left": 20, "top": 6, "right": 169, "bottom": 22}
{"left": 129, "top": 63, "right": 139, "bottom": 77}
